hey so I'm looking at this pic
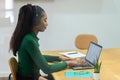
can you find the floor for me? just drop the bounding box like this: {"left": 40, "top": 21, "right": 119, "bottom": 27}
{"left": 0, "top": 77, "right": 8, "bottom": 80}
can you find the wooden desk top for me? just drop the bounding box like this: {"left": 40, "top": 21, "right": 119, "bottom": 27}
{"left": 42, "top": 48, "right": 120, "bottom": 80}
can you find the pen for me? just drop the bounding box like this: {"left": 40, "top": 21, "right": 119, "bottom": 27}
{"left": 68, "top": 52, "right": 77, "bottom": 55}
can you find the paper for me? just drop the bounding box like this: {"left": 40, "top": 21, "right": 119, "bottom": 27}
{"left": 65, "top": 71, "right": 92, "bottom": 78}
{"left": 59, "top": 51, "right": 85, "bottom": 58}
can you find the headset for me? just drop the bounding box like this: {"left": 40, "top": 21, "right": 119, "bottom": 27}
{"left": 32, "top": 5, "right": 44, "bottom": 26}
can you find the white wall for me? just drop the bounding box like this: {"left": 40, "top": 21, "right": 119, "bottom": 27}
{"left": 0, "top": 0, "right": 120, "bottom": 76}
{"left": 39, "top": 0, "right": 120, "bottom": 50}
{"left": 12, "top": 0, "right": 120, "bottom": 50}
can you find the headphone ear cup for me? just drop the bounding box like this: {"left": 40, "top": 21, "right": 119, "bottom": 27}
{"left": 34, "top": 16, "right": 40, "bottom": 26}
{"left": 33, "top": 6, "right": 40, "bottom": 26}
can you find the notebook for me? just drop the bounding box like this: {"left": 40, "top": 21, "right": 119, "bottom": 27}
{"left": 59, "top": 51, "right": 85, "bottom": 58}
{"left": 72, "top": 41, "right": 102, "bottom": 70}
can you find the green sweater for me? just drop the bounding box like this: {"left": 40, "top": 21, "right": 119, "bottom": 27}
{"left": 18, "top": 32, "right": 67, "bottom": 76}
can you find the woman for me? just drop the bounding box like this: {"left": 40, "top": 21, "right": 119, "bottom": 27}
{"left": 10, "top": 4, "right": 84, "bottom": 80}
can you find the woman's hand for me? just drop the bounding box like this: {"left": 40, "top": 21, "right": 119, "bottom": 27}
{"left": 59, "top": 56, "right": 77, "bottom": 61}
{"left": 65, "top": 59, "right": 86, "bottom": 67}
{"left": 59, "top": 56, "right": 86, "bottom": 67}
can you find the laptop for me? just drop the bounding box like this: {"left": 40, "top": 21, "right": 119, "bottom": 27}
{"left": 72, "top": 41, "right": 102, "bottom": 70}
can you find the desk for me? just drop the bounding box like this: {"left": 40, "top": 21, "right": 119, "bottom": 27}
{"left": 42, "top": 48, "right": 120, "bottom": 80}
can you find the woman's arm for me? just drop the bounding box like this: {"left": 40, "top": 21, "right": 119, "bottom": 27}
{"left": 25, "top": 40, "right": 67, "bottom": 74}
{"left": 43, "top": 55, "right": 60, "bottom": 62}
{"left": 43, "top": 55, "right": 72, "bottom": 62}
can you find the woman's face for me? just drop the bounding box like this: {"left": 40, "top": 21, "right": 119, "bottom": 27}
{"left": 38, "top": 13, "right": 48, "bottom": 32}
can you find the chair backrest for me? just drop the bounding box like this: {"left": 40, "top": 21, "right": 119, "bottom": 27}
{"left": 74, "top": 34, "right": 98, "bottom": 50}
{"left": 8, "top": 57, "right": 18, "bottom": 80}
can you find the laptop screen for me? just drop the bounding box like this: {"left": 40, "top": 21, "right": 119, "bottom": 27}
{"left": 85, "top": 42, "right": 102, "bottom": 65}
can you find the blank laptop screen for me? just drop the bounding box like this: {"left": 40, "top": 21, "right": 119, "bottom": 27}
{"left": 85, "top": 42, "right": 102, "bottom": 64}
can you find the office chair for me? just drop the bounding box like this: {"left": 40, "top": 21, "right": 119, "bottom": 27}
{"left": 8, "top": 57, "right": 47, "bottom": 80}
{"left": 8, "top": 57, "right": 18, "bottom": 80}
{"left": 74, "top": 34, "right": 98, "bottom": 50}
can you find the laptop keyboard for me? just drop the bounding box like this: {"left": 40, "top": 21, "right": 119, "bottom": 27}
{"left": 74, "top": 57, "right": 93, "bottom": 68}
{"left": 84, "top": 62, "right": 92, "bottom": 67}
{"left": 72, "top": 62, "right": 93, "bottom": 70}
{"left": 74, "top": 61, "right": 92, "bottom": 67}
